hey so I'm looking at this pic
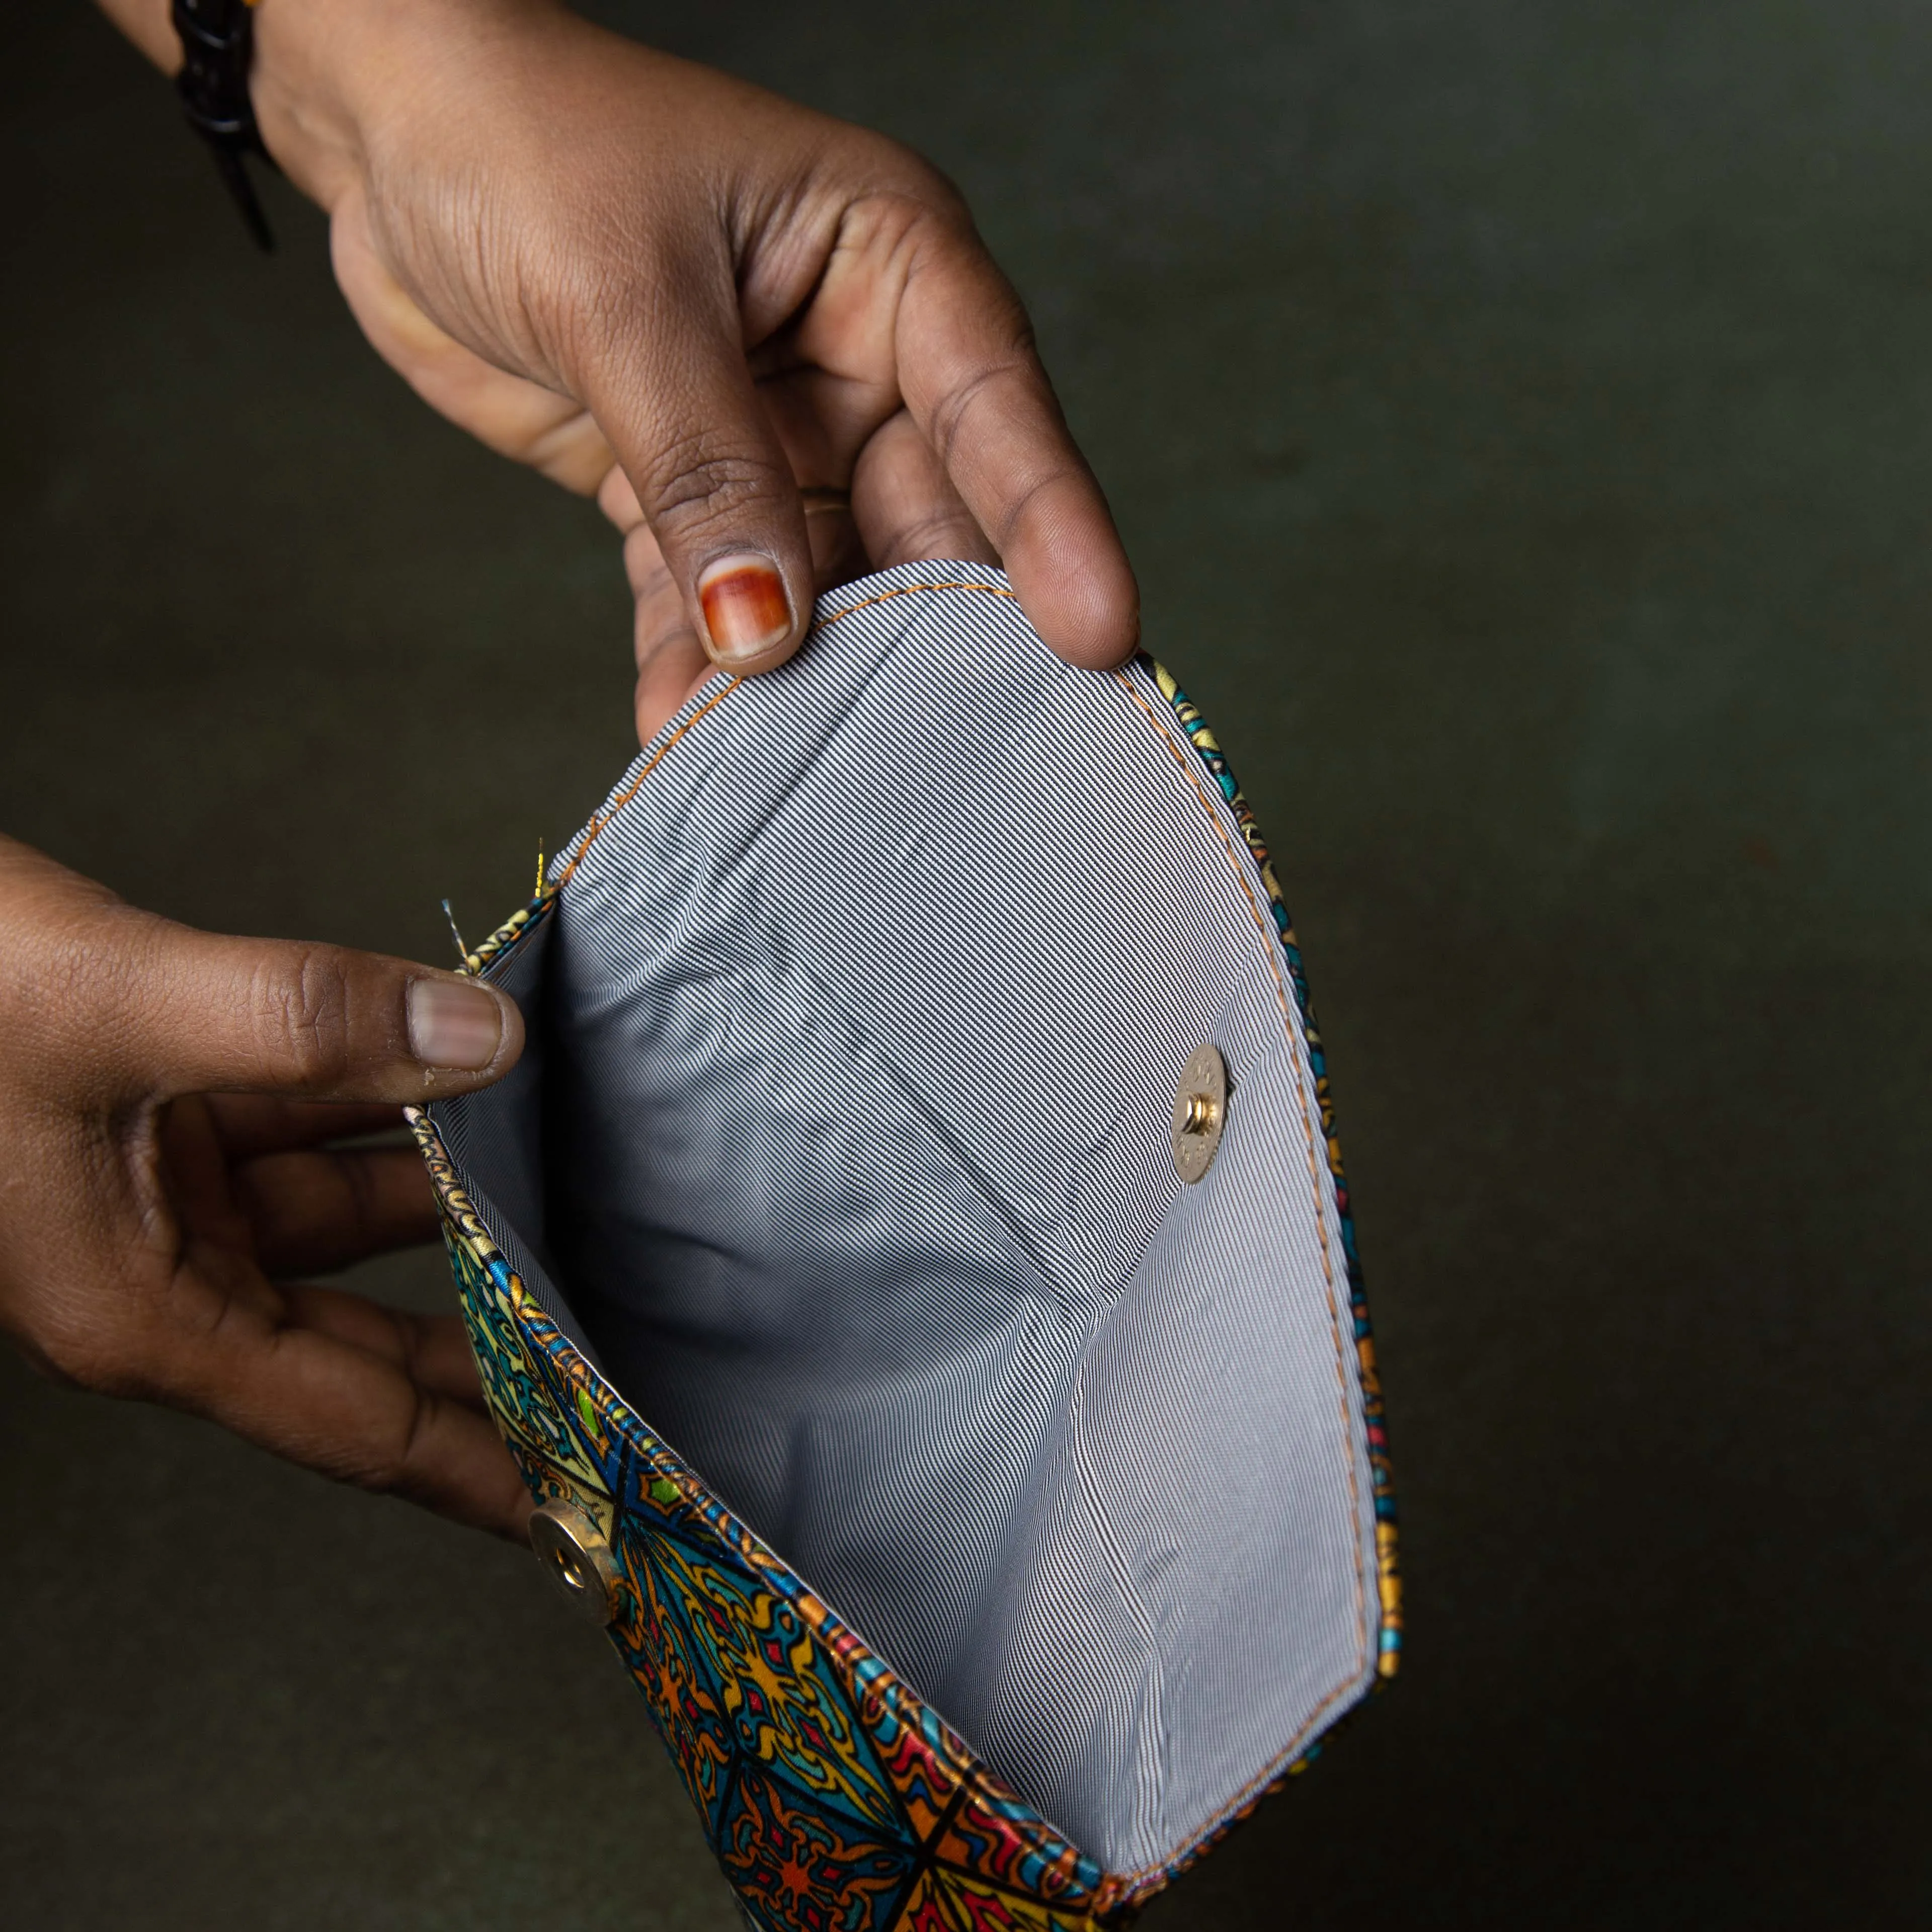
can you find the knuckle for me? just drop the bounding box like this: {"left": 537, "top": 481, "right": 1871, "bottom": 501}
{"left": 845, "top": 189, "right": 980, "bottom": 298}
{"left": 354, "top": 1387, "right": 435, "bottom": 1501}
{"left": 888, "top": 503, "right": 980, "bottom": 561}
{"left": 984, "top": 462, "right": 1083, "bottom": 550}
{"left": 877, "top": 163, "right": 970, "bottom": 228}
{"left": 926, "top": 351, "right": 1034, "bottom": 470}
{"left": 639, "top": 432, "right": 790, "bottom": 542}
{"left": 334, "top": 1151, "right": 386, "bottom": 1245}
{"left": 839, "top": 131, "right": 973, "bottom": 223}
{"left": 251, "top": 945, "right": 357, "bottom": 1090}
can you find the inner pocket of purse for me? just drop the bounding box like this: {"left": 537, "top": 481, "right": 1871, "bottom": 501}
{"left": 432, "top": 569, "right": 1381, "bottom": 1875}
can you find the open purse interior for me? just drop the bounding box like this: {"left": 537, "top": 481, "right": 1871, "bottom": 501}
{"left": 431, "top": 565, "right": 1388, "bottom": 1878}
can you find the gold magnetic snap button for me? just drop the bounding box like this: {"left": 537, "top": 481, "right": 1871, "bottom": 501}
{"left": 1172, "top": 1043, "right": 1228, "bottom": 1184}
{"left": 529, "top": 1499, "right": 621, "bottom": 1626}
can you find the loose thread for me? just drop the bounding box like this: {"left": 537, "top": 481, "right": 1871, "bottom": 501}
{"left": 440, "top": 898, "right": 469, "bottom": 965}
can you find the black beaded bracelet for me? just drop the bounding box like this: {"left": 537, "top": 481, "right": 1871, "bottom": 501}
{"left": 172, "top": 0, "right": 276, "bottom": 251}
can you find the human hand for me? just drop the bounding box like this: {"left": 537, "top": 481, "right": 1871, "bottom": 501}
{"left": 606, "top": 416, "right": 1002, "bottom": 743}
{"left": 0, "top": 836, "right": 530, "bottom": 1538}
{"left": 102, "top": 0, "right": 1137, "bottom": 701}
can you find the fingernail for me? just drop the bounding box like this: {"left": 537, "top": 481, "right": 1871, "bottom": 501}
{"left": 698, "top": 553, "right": 793, "bottom": 664}
{"left": 408, "top": 978, "right": 504, "bottom": 1070}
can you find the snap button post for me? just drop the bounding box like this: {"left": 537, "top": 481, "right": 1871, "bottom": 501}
{"left": 1172, "top": 1043, "right": 1228, "bottom": 1184}
{"left": 529, "top": 1499, "right": 621, "bottom": 1626}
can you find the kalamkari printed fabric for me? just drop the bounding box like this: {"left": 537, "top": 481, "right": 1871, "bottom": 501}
{"left": 408, "top": 565, "right": 1401, "bottom": 1930}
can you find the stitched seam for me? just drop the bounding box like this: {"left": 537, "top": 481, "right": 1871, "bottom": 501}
{"left": 816, "top": 578, "right": 1018, "bottom": 628}
{"left": 462, "top": 578, "right": 1370, "bottom": 1894}
{"left": 1108, "top": 668, "right": 1372, "bottom": 1891}
{"left": 542, "top": 582, "right": 1014, "bottom": 906}
{"left": 410, "top": 1106, "right": 1108, "bottom": 1906}
{"left": 549, "top": 680, "right": 743, "bottom": 894}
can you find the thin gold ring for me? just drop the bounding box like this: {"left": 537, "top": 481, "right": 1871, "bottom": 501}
{"left": 798, "top": 486, "right": 853, "bottom": 515}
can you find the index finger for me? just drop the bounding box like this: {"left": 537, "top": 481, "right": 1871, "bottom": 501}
{"left": 206, "top": 1096, "right": 409, "bottom": 1158}
{"left": 897, "top": 227, "right": 1139, "bottom": 669}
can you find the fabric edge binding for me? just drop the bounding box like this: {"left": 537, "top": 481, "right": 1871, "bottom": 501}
{"left": 412, "top": 595, "right": 1401, "bottom": 1912}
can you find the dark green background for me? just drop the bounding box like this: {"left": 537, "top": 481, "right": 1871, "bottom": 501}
{"left": 4, "top": 3, "right": 1926, "bottom": 1924}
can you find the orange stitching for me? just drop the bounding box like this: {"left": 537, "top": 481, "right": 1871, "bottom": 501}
{"left": 543, "top": 583, "right": 1013, "bottom": 904}
{"left": 492, "top": 578, "right": 1372, "bottom": 1897}
{"left": 814, "top": 578, "right": 1017, "bottom": 628}
{"left": 548, "top": 679, "right": 743, "bottom": 894}
{"left": 1131, "top": 1667, "right": 1369, "bottom": 1903}
{"left": 1108, "top": 669, "right": 1372, "bottom": 1894}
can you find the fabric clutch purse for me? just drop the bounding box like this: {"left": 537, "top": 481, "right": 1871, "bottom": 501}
{"left": 409, "top": 564, "right": 1401, "bottom": 1929}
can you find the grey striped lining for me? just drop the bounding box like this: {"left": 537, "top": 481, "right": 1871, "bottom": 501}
{"left": 434, "top": 563, "right": 1381, "bottom": 1873}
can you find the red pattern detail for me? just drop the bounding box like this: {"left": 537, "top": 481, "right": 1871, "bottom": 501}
{"left": 722, "top": 1767, "right": 909, "bottom": 1932}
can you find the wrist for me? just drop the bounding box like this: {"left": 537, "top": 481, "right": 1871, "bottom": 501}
{"left": 98, "top": 0, "right": 577, "bottom": 211}
{"left": 249, "top": 0, "right": 566, "bottom": 207}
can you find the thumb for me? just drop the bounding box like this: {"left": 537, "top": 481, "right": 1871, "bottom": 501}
{"left": 114, "top": 925, "right": 525, "bottom": 1106}
{"left": 0, "top": 836, "right": 526, "bottom": 1107}
{"left": 587, "top": 262, "right": 815, "bottom": 677}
